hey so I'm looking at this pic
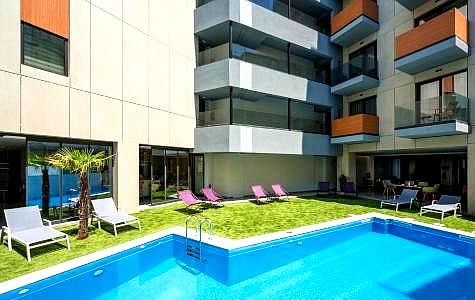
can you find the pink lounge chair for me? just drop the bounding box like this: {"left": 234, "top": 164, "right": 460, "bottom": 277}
{"left": 178, "top": 190, "right": 203, "bottom": 208}
{"left": 271, "top": 184, "right": 290, "bottom": 200}
{"left": 201, "top": 187, "right": 223, "bottom": 204}
{"left": 251, "top": 185, "right": 271, "bottom": 203}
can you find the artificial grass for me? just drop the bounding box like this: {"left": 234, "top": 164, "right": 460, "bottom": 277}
{"left": 1, "top": 195, "right": 475, "bottom": 283}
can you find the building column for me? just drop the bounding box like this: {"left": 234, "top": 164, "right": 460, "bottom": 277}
{"left": 336, "top": 145, "right": 356, "bottom": 191}
{"left": 113, "top": 141, "right": 139, "bottom": 213}
{"left": 467, "top": 144, "right": 475, "bottom": 214}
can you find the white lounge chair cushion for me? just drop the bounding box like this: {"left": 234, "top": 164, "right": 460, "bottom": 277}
{"left": 99, "top": 213, "right": 137, "bottom": 225}
{"left": 422, "top": 204, "right": 458, "bottom": 212}
{"left": 12, "top": 227, "right": 66, "bottom": 245}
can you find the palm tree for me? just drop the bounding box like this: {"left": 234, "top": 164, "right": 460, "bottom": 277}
{"left": 28, "top": 153, "right": 51, "bottom": 218}
{"left": 49, "top": 148, "right": 113, "bottom": 240}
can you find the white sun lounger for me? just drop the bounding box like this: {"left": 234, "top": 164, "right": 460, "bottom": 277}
{"left": 380, "top": 189, "right": 418, "bottom": 211}
{"left": 420, "top": 195, "right": 461, "bottom": 220}
{"left": 91, "top": 198, "right": 141, "bottom": 237}
{"left": 1, "top": 206, "right": 70, "bottom": 262}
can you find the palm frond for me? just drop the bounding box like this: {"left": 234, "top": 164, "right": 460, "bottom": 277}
{"left": 48, "top": 147, "right": 114, "bottom": 176}
{"left": 28, "top": 152, "right": 51, "bottom": 168}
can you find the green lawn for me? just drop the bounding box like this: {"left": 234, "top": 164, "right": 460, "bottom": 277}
{"left": 1, "top": 195, "right": 475, "bottom": 283}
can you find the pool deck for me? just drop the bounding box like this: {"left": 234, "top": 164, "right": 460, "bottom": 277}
{"left": 1, "top": 212, "right": 475, "bottom": 295}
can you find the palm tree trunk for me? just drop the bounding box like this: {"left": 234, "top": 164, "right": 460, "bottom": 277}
{"left": 41, "top": 167, "right": 50, "bottom": 218}
{"left": 77, "top": 173, "right": 90, "bottom": 240}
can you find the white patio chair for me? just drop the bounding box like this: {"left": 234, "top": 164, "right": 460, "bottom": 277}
{"left": 91, "top": 198, "right": 141, "bottom": 237}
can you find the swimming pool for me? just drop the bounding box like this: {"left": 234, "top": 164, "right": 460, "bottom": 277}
{"left": 2, "top": 216, "right": 475, "bottom": 299}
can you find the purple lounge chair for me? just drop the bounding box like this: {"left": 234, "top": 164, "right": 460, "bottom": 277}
{"left": 271, "top": 184, "right": 290, "bottom": 200}
{"left": 202, "top": 187, "right": 223, "bottom": 204}
{"left": 251, "top": 185, "right": 271, "bottom": 203}
{"left": 178, "top": 190, "right": 203, "bottom": 208}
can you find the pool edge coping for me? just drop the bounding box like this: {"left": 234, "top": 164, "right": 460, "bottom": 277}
{"left": 1, "top": 212, "right": 474, "bottom": 295}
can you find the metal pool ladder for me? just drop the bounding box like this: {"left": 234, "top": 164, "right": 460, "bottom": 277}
{"left": 184, "top": 216, "right": 213, "bottom": 262}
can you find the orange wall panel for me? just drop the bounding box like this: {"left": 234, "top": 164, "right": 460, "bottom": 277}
{"left": 395, "top": 8, "right": 468, "bottom": 59}
{"left": 331, "top": 114, "right": 379, "bottom": 137}
{"left": 331, "top": 0, "right": 379, "bottom": 35}
{"left": 21, "top": 0, "right": 69, "bottom": 38}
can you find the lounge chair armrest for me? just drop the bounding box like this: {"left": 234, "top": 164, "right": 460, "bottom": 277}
{"left": 393, "top": 195, "right": 400, "bottom": 201}
{"left": 43, "top": 219, "right": 52, "bottom": 227}
{"left": 431, "top": 200, "right": 438, "bottom": 204}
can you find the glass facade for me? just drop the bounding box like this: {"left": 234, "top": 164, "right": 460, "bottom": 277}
{"left": 197, "top": 87, "right": 331, "bottom": 134}
{"left": 332, "top": 43, "right": 378, "bottom": 86}
{"left": 22, "top": 23, "right": 68, "bottom": 76}
{"left": 395, "top": 70, "right": 469, "bottom": 128}
{"left": 197, "top": 22, "right": 331, "bottom": 85}
{"left": 139, "top": 146, "right": 191, "bottom": 205}
{"left": 290, "top": 101, "right": 331, "bottom": 133}
{"left": 26, "top": 140, "right": 112, "bottom": 223}
{"left": 232, "top": 89, "right": 289, "bottom": 129}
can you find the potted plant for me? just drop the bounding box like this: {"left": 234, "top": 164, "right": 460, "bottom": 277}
{"left": 339, "top": 174, "right": 347, "bottom": 192}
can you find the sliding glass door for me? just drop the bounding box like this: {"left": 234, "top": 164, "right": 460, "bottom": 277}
{"left": 139, "top": 146, "right": 191, "bottom": 205}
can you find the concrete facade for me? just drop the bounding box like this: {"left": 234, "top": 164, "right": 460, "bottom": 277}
{"left": 0, "top": 0, "right": 196, "bottom": 213}
{"left": 194, "top": 0, "right": 343, "bottom": 195}
{"left": 337, "top": 0, "right": 475, "bottom": 214}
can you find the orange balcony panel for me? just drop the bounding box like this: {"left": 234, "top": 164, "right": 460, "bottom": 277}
{"left": 395, "top": 8, "right": 468, "bottom": 60}
{"left": 21, "top": 0, "right": 69, "bottom": 38}
{"left": 331, "top": 0, "right": 378, "bottom": 35}
{"left": 331, "top": 114, "right": 379, "bottom": 137}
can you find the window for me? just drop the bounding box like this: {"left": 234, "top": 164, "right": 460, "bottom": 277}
{"left": 348, "top": 42, "right": 377, "bottom": 78}
{"left": 415, "top": 0, "right": 467, "bottom": 26}
{"left": 349, "top": 96, "right": 377, "bottom": 116}
{"left": 22, "top": 23, "right": 68, "bottom": 76}
{"left": 416, "top": 70, "right": 468, "bottom": 124}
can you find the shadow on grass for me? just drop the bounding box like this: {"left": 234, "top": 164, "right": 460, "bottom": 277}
{"left": 5, "top": 238, "right": 70, "bottom": 262}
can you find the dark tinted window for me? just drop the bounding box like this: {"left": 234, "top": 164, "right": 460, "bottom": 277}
{"left": 349, "top": 96, "right": 377, "bottom": 115}
{"left": 290, "top": 101, "right": 330, "bottom": 134}
{"left": 197, "top": 96, "right": 231, "bottom": 126}
{"left": 22, "top": 23, "right": 68, "bottom": 76}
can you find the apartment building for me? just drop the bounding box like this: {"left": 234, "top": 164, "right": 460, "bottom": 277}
{"left": 193, "top": 0, "right": 342, "bottom": 196}
{"left": 0, "top": 0, "right": 196, "bottom": 223}
{"left": 330, "top": 0, "right": 474, "bottom": 214}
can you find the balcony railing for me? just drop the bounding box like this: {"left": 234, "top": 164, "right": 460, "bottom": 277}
{"left": 331, "top": 114, "right": 379, "bottom": 137}
{"left": 331, "top": 0, "right": 378, "bottom": 35}
{"left": 395, "top": 8, "right": 468, "bottom": 60}
{"left": 332, "top": 58, "right": 378, "bottom": 86}
{"left": 395, "top": 93, "right": 469, "bottom": 129}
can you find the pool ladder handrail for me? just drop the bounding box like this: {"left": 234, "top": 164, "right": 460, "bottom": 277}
{"left": 184, "top": 216, "right": 213, "bottom": 261}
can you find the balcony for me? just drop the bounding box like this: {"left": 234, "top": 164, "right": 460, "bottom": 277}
{"left": 195, "top": 0, "right": 335, "bottom": 57}
{"left": 194, "top": 125, "right": 339, "bottom": 156}
{"left": 330, "top": 60, "right": 379, "bottom": 96}
{"left": 395, "top": 93, "right": 470, "bottom": 139}
{"left": 330, "top": 114, "right": 379, "bottom": 144}
{"left": 330, "top": 0, "right": 379, "bottom": 47}
{"left": 395, "top": 0, "right": 429, "bottom": 10}
{"left": 395, "top": 9, "right": 469, "bottom": 75}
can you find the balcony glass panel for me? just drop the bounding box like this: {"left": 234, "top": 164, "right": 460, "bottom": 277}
{"left": 332, "top": 57, "right": 378, "bottom": 86}
{"left": 232, "top": 34, "right": 288, "bottom": 74}
{"left": 395, "top": 93, "right": 469, "bottom": 128}
{"left": 249, "top": 0, "right": 289, "bottom": 18}
{"left": 290, "top": 101, "right": 330, "bottom": 134}
{"left": 197, "top": 96, "right": 231, "bottom": 127}
{"left": 289, "top": 45, "right": 331, "bottom": 84}
{"left": 232, "top": 89, "right": 289, "bottom": 129}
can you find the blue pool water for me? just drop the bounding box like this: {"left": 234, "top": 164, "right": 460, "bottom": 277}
{"left": 2, "top": 218, "right": 475, "bottom": 300}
